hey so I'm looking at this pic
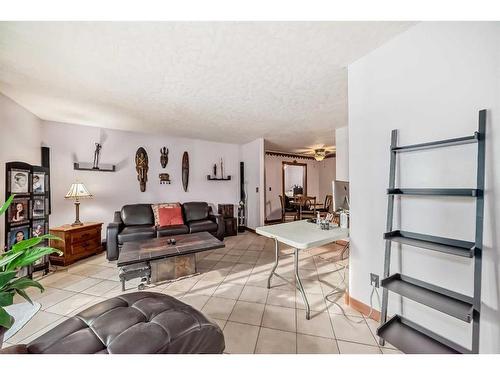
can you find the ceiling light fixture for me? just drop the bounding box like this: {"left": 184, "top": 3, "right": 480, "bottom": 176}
{"left": 314, "top": 148, "right": 327, "bottom": 161}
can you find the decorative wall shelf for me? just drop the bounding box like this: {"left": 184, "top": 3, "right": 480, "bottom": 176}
{"left": 74, "top": 162, "right": 116, "bottom": 172}
{"left": 207, "top": 175, "right": 231, "bottom": 181}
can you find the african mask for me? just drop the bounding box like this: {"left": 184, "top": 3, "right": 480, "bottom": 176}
{"left": 135, "top": 147, "right": 148, "bottom": 192}
{"left": 160, "top": 147, "right": 169, "bottom": 168}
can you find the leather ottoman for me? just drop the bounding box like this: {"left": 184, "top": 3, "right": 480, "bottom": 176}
{"left": 1, "top": 292, "right": 224, "bottom": 354}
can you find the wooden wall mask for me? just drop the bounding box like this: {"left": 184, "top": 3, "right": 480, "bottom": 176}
{"left": 135, "top": 147, "right": 149, "bottom": 192}
{"left": 160, "top": 147, "right": 169, "bottom": 168}
{"left": 182, "top": 151, "right": 189, "bottom": 192}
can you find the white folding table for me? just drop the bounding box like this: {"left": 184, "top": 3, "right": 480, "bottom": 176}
{"left": 256, "top": 220, "right": 349, "bottom": 319}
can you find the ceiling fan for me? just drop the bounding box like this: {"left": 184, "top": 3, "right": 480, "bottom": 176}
{"left": 294, "top": 145, "right": 336, "bottom": 161}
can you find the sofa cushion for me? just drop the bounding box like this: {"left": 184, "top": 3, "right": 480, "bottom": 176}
{"left": 121, "top": 204, "right": 154, "bottom": 226}
{"left": 151, "top": 202, "right": 181, "bottom": 226}
{"left": 157, "top": 224, "right": 189, "bottom": 237}
{"left": 24, "top": 292, "right": 225, "bottom": 354}
{"left": 188, "top": 219, "right": 218, "bottom": 233}
{"left": 158, "top": 206, "right": 184, "bottom": 227}
{"left": 183, "top": 202, "right": 210, "bottom": 222}
{"left": 117, "top": 225, "right": 156, "bottom": 244}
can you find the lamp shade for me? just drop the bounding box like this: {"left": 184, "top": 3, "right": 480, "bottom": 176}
{"left": 65, "top": 182, "right": 93, "bottom": 200}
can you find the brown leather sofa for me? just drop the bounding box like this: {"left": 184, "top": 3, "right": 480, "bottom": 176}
{"left": 0, "top": 292, "right": 225, "bottom": 354}
{"left": 106, "top": 202, "right": 224, "bottom": 261}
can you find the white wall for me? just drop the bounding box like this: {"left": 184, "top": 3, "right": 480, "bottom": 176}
{"left": 41, "top": 121, "right": 241, "bottom": 237}
{"left": 335, "top": 127, "right": 349, "bottom": 181}
{"left": 318, "top": 157, "right": 336, "bottom": 202}
{"left": 241, "top": 138, "right": 265, "bottom": 229}
{"left": 348, "top": 22, "right": 500, "bottom": 353}
{"left": 0, "top": 94, "right": 42, "bottom": 249}
{"left": 264, "top": 154, "right": 335, "bottom": 221}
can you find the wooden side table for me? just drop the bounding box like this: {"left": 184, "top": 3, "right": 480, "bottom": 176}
{"left": 49, "top": 222, "right": 103, "bottom": 266}
{"left": 223, "top": 217, "right": 237, "bottom": 237}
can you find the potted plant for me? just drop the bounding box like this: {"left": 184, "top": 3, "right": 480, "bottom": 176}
{"left": 0, "top": 195, "right": 62, "bottom": 346}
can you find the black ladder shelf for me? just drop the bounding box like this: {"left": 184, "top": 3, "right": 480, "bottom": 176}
{"left": 377, "top": 110, "right": 486, "bottom": 354}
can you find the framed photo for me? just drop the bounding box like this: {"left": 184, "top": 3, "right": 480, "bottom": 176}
{"left": 8, "top": 197, "right": 30, "bottom": 225}
{"left": 32, "top": 219, "right": 47, "bottom": 238}
{"left": 33, "top": 172, "right": 45, "bottom": 194}
{"left": 10, "top": 169, "right": 30, "bottom": 194}
{"left": 33, "top": 197, "right": 45, "bottom": 218}
{"left": 8, "top": 226, "right": 30, "bottom": 249}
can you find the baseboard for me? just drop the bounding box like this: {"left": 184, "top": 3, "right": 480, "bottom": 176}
{"left": 240, "top": 226, "right": 256, "bottom": 233}
{"left": 264, "top": 219, "right": 282, "bottom": 224}
{"left": 344, "top": 292, "right": 380, "bottom": 322}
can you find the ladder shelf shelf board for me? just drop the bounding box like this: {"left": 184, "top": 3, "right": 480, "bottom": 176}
{"left": 387, "top": 188, "right": 480, "bottom": 197}
{"left": 381, "top": 273, "right": 474, "bottom": 322}
{"left": 391, "top": 132, "right": 478, "bottom": 152}
{"left": 377, "top": 315, "right": 470, "bottom": 354}
{"left": 378, "top": 109, "right": 486, "bottom": 354}
{"left": 383, "top": 230, "right": 475, "bottom": 258}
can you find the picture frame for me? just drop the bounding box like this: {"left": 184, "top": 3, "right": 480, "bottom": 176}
{"left": 32, "top": 171, "right": 46, "bottom": 194}
{"left": 8, "top": 197, "right": 30, "bottom": 225}
{"left": 32, "top": 197, "right": 45, "bottom": 218}
{"left": 8, "top": 226, "right": 30, "bottom": 249}
{"left": 32, "top": 219, "right": 47, "bottom": 238}
{"left": 9, "top": 168, "right": 30, "bottom": 194}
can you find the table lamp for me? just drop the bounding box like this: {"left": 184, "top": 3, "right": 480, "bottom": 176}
{"left": 65, "top": 182, "right": 93, "bottom": 226}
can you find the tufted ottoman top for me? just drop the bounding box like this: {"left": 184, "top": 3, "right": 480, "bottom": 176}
{"left": 25, "top": 292, "right": 225, "bottom": 354}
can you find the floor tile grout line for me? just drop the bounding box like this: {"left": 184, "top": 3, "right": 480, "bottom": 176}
{"left": 314, "top": 249, "right": 343, "bottom": 354}
{"left": 18, "top": 233, "right": 378, "bottom": 354}
{"left": 7, "top": 310, "right": 67, "bottom": 344}
{"left": 196, "top": 240, "right": 256, "bottom": 333}
{"left": 217, "top": 236, "right": 263, "bottom": 353}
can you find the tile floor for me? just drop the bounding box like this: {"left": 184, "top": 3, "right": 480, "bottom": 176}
{"left": 3, "top": 232, "right": 401, "bottom": 354}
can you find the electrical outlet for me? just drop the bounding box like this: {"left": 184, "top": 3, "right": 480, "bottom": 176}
{"left": 370, "top": 273, "right": 379, "bottom": 288}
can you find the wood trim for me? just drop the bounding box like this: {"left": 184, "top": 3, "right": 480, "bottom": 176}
{"left": 266, "top": 150, "right": 336, "bottom": 160}
{"left": 344, "top": 292, "right": 381, "bottom": 322}
{"left": 282, "top": 161, "right": 307, "bottom": 200}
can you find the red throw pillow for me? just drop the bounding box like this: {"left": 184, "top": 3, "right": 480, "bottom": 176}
{"left": 158, "top": 206, "right": 184, "bottom": 227}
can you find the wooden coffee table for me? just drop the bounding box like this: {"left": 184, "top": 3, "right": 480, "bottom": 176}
{"left": 117, "top": 232, "right": 224, "bottom": 287}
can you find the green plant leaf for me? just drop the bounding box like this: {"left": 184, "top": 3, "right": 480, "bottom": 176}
{"left": 0, "top": 195, "right": 14, "bottom": 216}
{"left": 5, "top": 277, "right": 44, "bottom": 293}
{"left": 6, "top": 247, "right": 62, "bottom": 271}
{"left": 0, "top": 306, "right": 13, "bottom": 329}
{"left": 14, "top": 288, "right": 33, "bottom": 305}
{"left": 0, "top": 271, "right": 17, "bottom": 290}
{"left": 10, "top": 234, "right": 61, "bottom": 254}
{"left": 0, "top": 291, "right": 14, "bottom": 307}
{"left": 0, "top": 251, "right": 23, "bottom": 270}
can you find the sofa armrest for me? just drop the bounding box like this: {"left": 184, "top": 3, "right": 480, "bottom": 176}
{"left": 208, "top": 213, "right": 224, "bottom": 241}
{"left": 106, "top": 211, "right": 123, "bottom": 261}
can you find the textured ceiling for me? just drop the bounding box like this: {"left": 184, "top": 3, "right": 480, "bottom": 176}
{"left": 0, "top": 22, "right": 415, "bottom": 152}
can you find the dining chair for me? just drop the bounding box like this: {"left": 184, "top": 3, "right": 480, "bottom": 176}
{"left": 279, "top": 195, "right": 298, "bottom": 222}
{"left": 298, "top": 196, "right": 317, "bottom": 220}
{"left": 315, "top": 194, "right": 333, "bottom": 216}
